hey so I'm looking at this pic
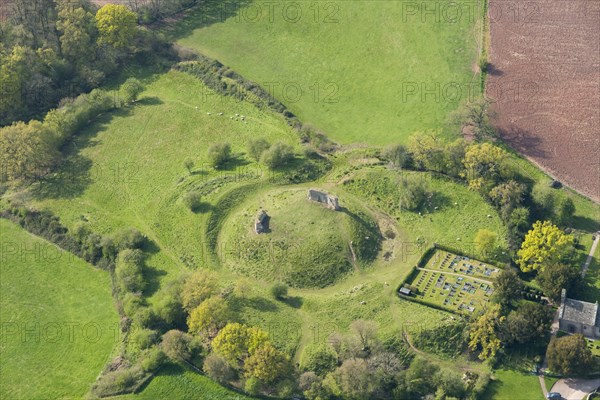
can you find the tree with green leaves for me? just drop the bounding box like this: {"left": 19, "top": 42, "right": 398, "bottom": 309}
{"left": 504, "top": 302, "right": 553, "bottom": 344}
{"left": 475, "top": 229, "right": 497, "bottom": 257}
{"left": 247, "top": 138, "right": 270, "bottom": 161}
{"left": 56, "top": 4, "right": 96, "bottom": 63}
{"left": 181, "top": 270, "right": 218, "bottom": 312}
{"left": 468, "top": 304, "right": 505, "bottom": 361}
{"left": 187, "top": 296, "right": 232, "bottom": 338}
{"left": 556, "top": 197, "right": 576, "bottom": 227}
{"left": 95, "top": 4, "right": 137, "bottom": 50}
{"left": 115, "top": 248, "right": 145, "bottom": 293}
{"left": 161, "top": 329, "right": 195, "bottom": 363}
{"left": 244, "top": 342, "right": 290, "bottom": 383}
{"left": 546, "top": 334, "right": 593, "bottom": 375}
{"left": 121, "top": 77, "right": 143, "bottom": 104}
{"left": 261, "top": 141, "right": 294, "bottom": 169}
{"left": 492, "top": 268, "right": 523, "bottom": 307}
{"left": 381, "top": 144, "right": 411, "bottom": 169}
{"left": 398, "top": 175, "right": 430, "bottom": 212}
{"left": 211, "top": 323, "right": 269, "bottom": 366}
{"left": 299, "top": 343, "right": 338, "bottom": 376}
{"left": 537, "top": 263, "right": 580, "bottom": 302}
{"left": 461, "top": 143, "right": 508, "bottom": 191}
{"left": 207, "top": 142, "right": 232, "bottom": 169}
{"left": 517, "top": 221, "right": 575, "bottom": 272}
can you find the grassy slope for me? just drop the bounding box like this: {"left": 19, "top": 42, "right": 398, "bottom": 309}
{"left": 482, "top": 368, "right": 544, "bottom": 400}
{"left": 117, "top": 365, "right": 252, "bottom": 400}
{"left": 0, "top": 219, "right": 118, "bottom": 399}
{"left": 174, "top": 0, "right": 481, "bottom": 145}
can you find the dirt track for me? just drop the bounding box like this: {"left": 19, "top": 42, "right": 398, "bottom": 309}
{"left": 487, "top": 0, "right": 600, "bottom": 201}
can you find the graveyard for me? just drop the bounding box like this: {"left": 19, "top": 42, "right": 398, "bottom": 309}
{"left": 402, "top": 250, "right": 499, "bottom": 315}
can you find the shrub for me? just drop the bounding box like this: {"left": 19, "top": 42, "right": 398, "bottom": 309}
{"left": 182, "top": 270, "right": 219, "bottom": 312}
{"left": 121, "top": 78, "right": 144, "bottom": 104}
{"left": 244, "top": 376, "right": 262, "bottom": 395}
{"left": 208, "top": 142, "right": 231, "bottom": 168}
{"left": 139, "top": 347, "right": 166, "bottom": 372}
{"left": 161, "top": 330, "right": 194, "bottom": 363}
{"left": 132, "top": 307, "right": 159, "bottom": 329}
{"left": 546, "top": 334, "right": 593, "bottom": 374}
{"left": 134, "top": 328, "right": 159, "bottom": 350}
{"left": 203, "top": 353, "right": 236, "bottom": 383}
{"left": 398, "top": 175, "right": 430, "bottom": 211}
{"left": 270, "top": 283, "right": 288, "bottom": 300}
{"left": 299, "top": 343, "right": 338, "bottom": 376}
{"left": 115, "top": 249, "right": 145, "bottom": 293}
{"left": 122, "top": 292, "right": 144, "bottom": 317}
{"left": 247, "top": 138, "right": 270, "bottom": 161}
{"left": 261, "top": 142, "right": 294, "bottom": 169}
{"left": 183, "top": 191, "right": 202, "bottom": 211}
{"left": 381, "top": 144, "right": 411, "bottom": 168}
{"left": 92, "top": 366, "right": 145, "bottom": 397}
{"left": 183, "top": 158, "right": 194, "bottom": 174}
{"left": 114, "top": 228, "right": 146, "bottom": 251}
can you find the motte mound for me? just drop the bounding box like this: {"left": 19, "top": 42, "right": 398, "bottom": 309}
{"left": 219, "top": 189, "right": 380, "bottom": 288}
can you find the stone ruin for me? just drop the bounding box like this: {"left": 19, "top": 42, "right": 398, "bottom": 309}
{"left": 254, "top": 210, "right": 270, "bottom": 234}
{"left": 307, "top": 189, "right": 340, "bottom": 210}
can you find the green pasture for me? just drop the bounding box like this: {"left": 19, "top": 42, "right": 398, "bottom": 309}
{"left": 0, "top": 219, "right": 119, "bottom": 399}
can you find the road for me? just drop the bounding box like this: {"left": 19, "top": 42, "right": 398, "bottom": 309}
{"left": 550, "top": 378, "right": 600, "bottom": 400}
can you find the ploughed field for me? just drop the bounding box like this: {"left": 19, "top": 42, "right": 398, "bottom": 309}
{"left": 487, "top": 0, "right": 600, "bottom": 201}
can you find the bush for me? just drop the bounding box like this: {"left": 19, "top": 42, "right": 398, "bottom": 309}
{"left": 134, "top": 328, "right": 159, "bottom": 350}
{"left": 244, "top": 376, "right": 262, "bottom": 395}
{"left": 114, "top": 228, "right": 146, "bottom": 251}
{"left": 299, "top": 343, "right": 338, "bottom": 376}
{"left": 208, "top": 142, "right": 231, "bottom": 169}
{"left": 133, "top": 307, "right": 159, "bottom": 329}
{"left": 398, "top": 175, "right": 430, "bottom": 211}
{"left": 121, "top": 78, "right": 144, "bottom": 104}
{"left": 122, "top": 292, "right": 144, "bottom": 317}
{"left": 261, "top": 142, "right": 294, "bottom": 169}
{"left": 183, "top": 158, "right": 194, "bottom": 173}
{"left": 139, "top": 347, "right": 166, "bottom": 372}
{"left": 270, "top": 283, "right": 288, "bottom": 300}
{"left": 115, "top": 249, "right": 145, "bottom": 293}
{"left": 247, "top": 138, "right": 271, "bottom": 161}
{"left": 161, "top": 330, "right": 194, "bottom": 363}
{"left": 546, "top": 334, "right": 593, "bottom": 375}
{"left": 381, "top": 144, "right": 411, "bottom": 168}
{"left": 183, "top": 191, "right": 202, "bottom": 211}
{"left": 92, "top": 366, "right": 145, "bottom": 397}
{"left": 203, "top": 353, "right": 236, "bottom": 383}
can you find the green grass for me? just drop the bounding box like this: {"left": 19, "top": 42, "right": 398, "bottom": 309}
{"left": 173, "top": 0, "right": 482, "bottom": 145}
{"left": 0, "top": 219, "right": 119, "bottom": 399}
{"left": 482, "top": 369, "right": 544, "bottom": 400}
{"left": 340, "top": 167, "right": 508, "bottom": 248}
{"left": 116, "top": 364, "right": 252, "bottom": 400}
{"left": 580, "top": 234, "right": 600, "bottom": 303}
{"left": 219, "top": 187, "right": 380, "bottom": 287}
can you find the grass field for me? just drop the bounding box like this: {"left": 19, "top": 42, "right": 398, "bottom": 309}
{"left": 117, "top": 365, "right": 252, "bottom": 400}
{"left": 0, "top": 219, "right": 119, "bottom": 399}
{"left": 172, "top": 0, "right": 482, "bottom": 145}
{"left": 482, "top": 368, "right": 544, "bottom": 400}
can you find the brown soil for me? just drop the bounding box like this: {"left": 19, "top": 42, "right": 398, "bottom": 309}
{"left": 487, "top": 0, "right": 600, "bottom": 201}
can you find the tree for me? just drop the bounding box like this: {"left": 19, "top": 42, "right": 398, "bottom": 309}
{"left": 381, "top": 144, "right": 411, "bottom": 168}
{"left": 244, "top": 342, "right": 290, "bottom": 383}
{"left": 407, "top": 132, "right": 445, "bottom": 172}
{"left": 247, "top": 138, "right": 270, "bottom": 161}
{"left": 517, "top": 221, "right": 575, "bottom": 272}
{"left": 187, "top": 296, "right": 232, "bottom": 338}
{"left": 211, "top": 323, "right": 268, "bottom": 365}
{"left": 468, "top": 304, "right": 505, "bottom": 360}
{"left": 398, "top": 175, "right": 430, "bottom": 212}
{"left": 461, "top": 143, "right": 508, "bottom": 191}
{"left": 404, "top": 356, "right": 439, "bottom": 396}
{"left": 546, "top": 334, "right": 593, "bottom": 375}
{"left": 270, "top": 283, "right": 288, "bottom": 300}
{"left": 56, "top": 5, "right": 96, "bottom": 63}
{"left": 121, "top": 77, "right": 143, "bottom": 104}
{"left": 433, "top": 369, "right": 466, "bottom": 399}
{"left": 333, "top": 358, "right": 375, "bottom": 400}
{"left": 0, "top": 121, "right": 58, "bottom": 181}
{"left": 260, "top": 141, "right": 294, "bottom": 169}
{"left": 349, "top": 319, "right": 378, "bottom": 354}
{"left": 207, "top": 142, "right": 231, "bottom": 169}
{"left": 537, "top": 263, "right": 580, "bottom": 302}
{"left": 183, "top": 191, "right": 201, "bottom": 212}
{"left": 452, "top": 98, "right": 496, "bottom": 141}
{"left": 181, "top": 270, "right": 218, "bottom": 312}
{"left": 504, "top": 302, "right": 553, "bottom": 344}
{"left": 95, "top": 5, "right": 137, "bottom": 50}
{"left": 532, "top": 182, "right": 557, "bottom": 215}
{"left": 492, "top": 268, "right": 523, "bottom": 307}
{"left": 113, "top": 228, "right": 145, "bottom": 251}
{"left": 203, "top": 353, "right": 236, "bottom": 383}
{"left": 489, "top": 180, "right": 526, "bottom": 220}
{"left": 556, "top": 197, "right": 576, "bottom": 227}
{"left": 475, "top": 229, "right": 497, "bottom": 257}
{"left": 115, "top": 249, "right": 145, "bottom": 293}
{"left": 161, "top": 329, "right": 194, "bottom": 363}
{"left": 299, "top": 343, "right": 339, "bottom": 376}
